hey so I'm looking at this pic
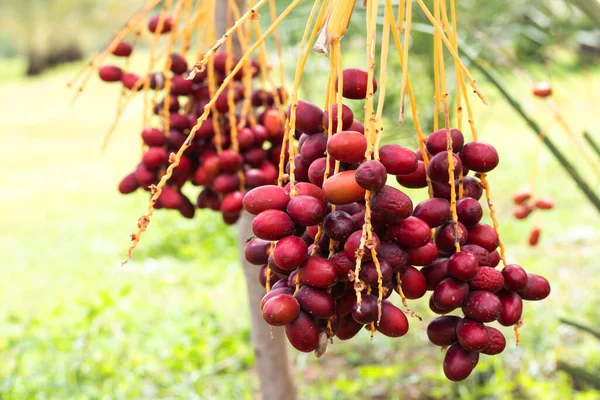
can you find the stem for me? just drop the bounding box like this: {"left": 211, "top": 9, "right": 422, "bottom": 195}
{"left": 560, "top": 318, "right": 600, "bottom": 340}
{"left": 584, "top": 131, "right": 600, "bottom": 159}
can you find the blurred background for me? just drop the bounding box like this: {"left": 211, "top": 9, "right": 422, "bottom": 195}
{"left": 1, "top": 0, "right": 600, "bottom": 398}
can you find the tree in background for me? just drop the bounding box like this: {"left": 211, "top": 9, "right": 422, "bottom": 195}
{"left": 0, "top": 0, "right": 136, "bottom": 75}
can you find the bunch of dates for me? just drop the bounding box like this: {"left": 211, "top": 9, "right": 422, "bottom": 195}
{"left": 512, "top": 188, "right": 554, "bottom": 246}
{"left": 243, "top": 68, "right": 550, "bottom": 381}
{"left": 102, "top": 14, "right": 286, "bottom": 224}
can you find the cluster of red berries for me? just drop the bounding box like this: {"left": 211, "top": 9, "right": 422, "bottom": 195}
{"left": 242, "top": 68, "right": 551, "bottom": 381}
{"left": 105, "top": 14, "right": 286, "bottom": 224}
{"left": 512, "top": 188, "right": 554, "bottom": 246}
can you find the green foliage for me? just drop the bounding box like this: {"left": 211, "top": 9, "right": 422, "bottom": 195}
{"left": 557, "top": 319, "right": 600, "bottom": 390}
{"left": 0, "top": 0, "right": 138, "bottom": 74}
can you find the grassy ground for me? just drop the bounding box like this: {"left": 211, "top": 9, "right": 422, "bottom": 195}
{"left": 1, "top": 56, "right": 600, "bottom": 399}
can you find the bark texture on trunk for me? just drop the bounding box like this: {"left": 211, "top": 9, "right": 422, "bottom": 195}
{"left": 237, "top": 212, "right": 298, "bottom": 400}
{"left": 214, "top": 3, "right": 298, "bottom": 399}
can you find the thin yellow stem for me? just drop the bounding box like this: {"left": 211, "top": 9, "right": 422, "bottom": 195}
{"left": 416, "top": 0, "right": 488, "bottom": 105}
{"left": 188, "top": 0, "right": 270, "bottom": 79}
{"left": 123, "top": 0, "right": 305, "bottom": 264}
{"left": 399, "top": 0, "right": 412, "bottom": 123}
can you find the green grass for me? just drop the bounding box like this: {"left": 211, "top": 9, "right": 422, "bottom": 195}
{"left": 1, "top": 56, "right": 600, "bottom": 399}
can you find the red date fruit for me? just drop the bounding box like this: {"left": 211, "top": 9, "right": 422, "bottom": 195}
{"left": 427, "top": 152, "right": 463, "bottom": 184}
{"left": 447, "top": 252, "right": 479, "bottom": 281}
{"left": 370, "top": 185, "right": 413, "bottom": 222}
{"left": 298, "top": 256, "right": 338, "bottom": 288}
{"left": 426, "top": 128, "right": 465, "bottom": 155}
{"left": 413, "top": 198, "right": 452, "bottom": 228}
{"left": 518, "top": 273, "right": 551, "bottom": 300}
{"left": 532, "top": 82, "right": 552, "bottom": 98}
{"left": 291, "top": 100, "right": 324, "bottom": 134}
{"left": 219, "top": 149, "right": 243, "bottom": 172}
{"left": 122, "top": 73, "right": 142, "bottom": 90}
{"left": 285, "top": 311, "right": 320, "bottom": 352}
{"left": 497, "top": 290, "right": 523, "bottom": 327}
{"left": 99, "top": 65, "right": 123, "bottom": 82}
{"left": 360, "top": 259, "right": 393, "bottom": 287}
{"left": 329, "top": 252, "right": 355, "bottom": 281}
{"left": 141, "top": 127, "right": 166, "bottom": 147}
{"left": 336, "top": 316, "right": 364, "bottom": 340}
{"left": 379, "top": 144, "right": 418, "bottom": 175}
{"left": 422, "top": 259, "right": 449, "bottom": 290}
{"left": 456, "top": 318, "right": 489, "bottom": 352}
{"left": 514, "top": 204, "right": 534, "bottom": 219}
{"left": 344, "top": 230, "right": 380, "bottom": 262}
{"left": 407, "top": 243, "right": 439, "bottom": 267}
{"left": 386, "top": 216, "right": 431, "bottom": 248}
{"left": 427, "top": 316, "right": 460, "bottom": 346}
{"left": 142, "top": 147, "right": 168, "bottom": 169}
{"left": 273, "top": 236, "right": 308, "bottom": 270}
{"left": 488, "top": 250, "right": 501, "bottom": 267}
{"left": 148, "top": 14, "right": 173, "bottom": 34}
{"left": 295, "top": 285, "right": 336, "bottom": 319}
{"left": 461, "top": 244, "right": 490, "bottom": 266}
{"left": 435, "top": 222, "right": 468, "bottom": 253}
{"left": 535, "top": 196, "right": 554, "bottom": 210}
{"left": 528, "top": 226, "right": 541, "bottom": 246}
{"left": 213, "top": 173, "right": 241, "bottom": 194}
{"left": 462, "top": 291, "right": 502, "bottom": 322}
{"left": 322, "top": 104, "right": 354, "bottom": 132}
{"left": 399, "top": 266, "right": 427, "bottom": 299}
{"left": 285, "top": 182, "right": 326, "bottom": 204}
{"left": 300, "top": 133, "right": 328, "bottom": 165}
{"left": 396, "top": 161, "right": 428, "bottom": 189}
{"left": 221, "top": 191, "right": 244, "bottom": 214}
{"left": 262, "top": 294, "right": 300, "bottom": 326}
{"left": 260, "top": 288, "right": 293, "bottom": 309}
{"left": 287, "top": 195, "right": 326, "bottom": 226}
{"left": 338, "top": 68, "right": 378, "bottom": 100}
{"left": 355, "top": 160, "right": 387, "bottom": 191}
{"left": 502, "top": 264, "right": 528, "bottom": 291}
{"left": 243, "top": 185, "right": 290, "bottom": 215}
{"left": 460, "top": 142, "right": 499, "bottom": 173}
{"left": 112, "top": 41, "right": 133, "bottom": 57}
{"left": 323, "top": 171, "right": 366, "bottom": 205}
{"left": 513, "top": 188, "right": 533, "bottom": 204}
{"left": 456, "top": 197, "right": 483, "bottom": 227}
{"left": 443, "top": 343, "right": 479, "bottom": 382}
{"left": 433, "top": 278, "right": 470, "bottom": 311}
{"left": 467, "top": 223, "right": 499, "bottom": 252}
{"left": 158, "top": 187, "right": 182, "bottom": 209}
{"left": 378, "top": 242, "right": 410, "bottom": 273}
{"left": 469, "top": 267, "right": 504, "bottom": 292}
{"left": 245, "top": 238, "right": 271, "bottom": 265}
{"left": 482, "top": 326, "right": 506, "bottom": 355}
{"left": 351, "top": 294, "right": 379, "bottom": 324}
{"left": 119, "top": 173, "right": 139, "bottom": 194}
{"left": 327, "top": 131, "right": 367, "bottom": 163}
{"left": 376, "top": 301, "right": 409, "bottom": 338}
{"left": 252, "top": 210, "right": 295, "bottom": 240}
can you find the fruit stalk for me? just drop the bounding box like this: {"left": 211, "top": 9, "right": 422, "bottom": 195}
{"left": 584, "top": 131, "right": 600, "bottom": 159}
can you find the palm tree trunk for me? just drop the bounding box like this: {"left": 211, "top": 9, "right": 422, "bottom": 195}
{"left": 215, "top": 3, "right": 298, "bottom": 399}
